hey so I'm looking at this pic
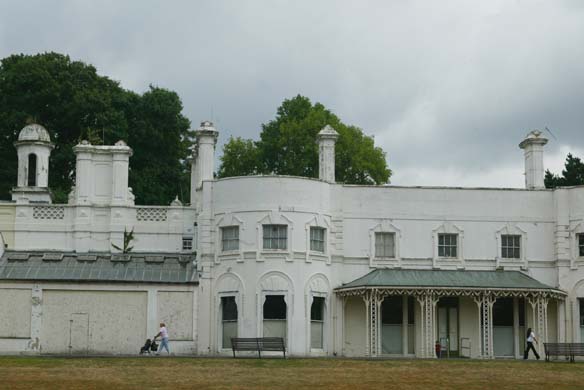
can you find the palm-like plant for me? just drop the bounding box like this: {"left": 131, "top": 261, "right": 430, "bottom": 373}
{"left": 111, "top": 227, "right": 135, "bottom": 253}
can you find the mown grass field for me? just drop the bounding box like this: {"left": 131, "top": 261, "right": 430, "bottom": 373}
{"left": 0, "top": 356, "right": 582, "bottom": 390}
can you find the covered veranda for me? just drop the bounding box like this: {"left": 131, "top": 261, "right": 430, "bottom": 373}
{"left": 336, "top": 269, "right": 566, "bottom": 358}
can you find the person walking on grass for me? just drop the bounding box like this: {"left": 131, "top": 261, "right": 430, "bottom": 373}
{"left": 154, "top": 322, "right": 170, "bottom": 355}
{"left": 524, "top": 327, "right": 540, "bottom": 360}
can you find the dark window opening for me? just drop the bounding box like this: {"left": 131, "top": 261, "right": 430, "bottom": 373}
{"left": 381, "top": 296, "right": 403, "bottom": 325}
{"left": 222, "top": 296, "right": 238, "bottom": 321}
{"left": 263, "top": 295, "right": 286, "bottom": 319}
{"left": 493, "top": 298, "right": 514, "bottom": 326}
{"left": 311, "top": 297, "right": 325, "bottom": 321}
{"left": 27, "top": 154, "right": 37, "bottom": 187}
{"left": 408, "top": 296, "right": 415, "bottom": 325}
{"left": 519, "top": 299, "right": 525, "bottom": 327}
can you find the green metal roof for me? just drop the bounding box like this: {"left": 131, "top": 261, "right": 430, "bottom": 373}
{"left": 0, "top": 251, "right": 197, "bottom": 284}
{"left": 337, "top": 269, "right": 560, "bottom": 292}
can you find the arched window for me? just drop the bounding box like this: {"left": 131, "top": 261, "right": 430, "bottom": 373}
{"left": 27, "top": 154, "right": 37, "bottom": 187}
{"left": 263, "top": 295, "right": 287, "bottom": 342}
{"left": 310, "top": 297, "right": 325, "bottom": 349}
{"left": 221, "top": 296, "right": 238, "bottom": 348}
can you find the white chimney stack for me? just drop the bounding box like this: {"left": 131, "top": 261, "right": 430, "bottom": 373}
{"left": 317, "top": 125, "right": 339, "bottom": 183}
{"left": 519, "top": 130, "right": 548, "bottom": 190}
{"left": 192, "top": 120, "right": 218, "bottom": 192}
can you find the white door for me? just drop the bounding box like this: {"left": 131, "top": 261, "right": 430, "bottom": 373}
{"left": 69, "top": 313, "right": 89, "bottom": 354}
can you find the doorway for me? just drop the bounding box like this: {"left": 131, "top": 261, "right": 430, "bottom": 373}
{"left": 69, "top": 313, "right": 89, "bottom": 354}
{"left": 493, "top": 298, "right": 514, "bottom": 357}
{"left": 437, "top": 297, "right": 459, "bottom": 357}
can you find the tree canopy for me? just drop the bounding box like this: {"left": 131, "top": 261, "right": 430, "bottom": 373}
{"left": 0, "top": 52, "right": 190, "bottom": 204}
{"left": 545, "top": 153, "right": 584, "bottom": 189}
{"left": 217, "top": 95, "right": 391, "bottom": 184}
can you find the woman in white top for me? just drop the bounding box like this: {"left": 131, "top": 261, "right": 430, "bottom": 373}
{"left": 154, "top": 322, "right": 170, "bottom": 355}
{"left": 523, "top": 327, "right": 540, "bottom": 360}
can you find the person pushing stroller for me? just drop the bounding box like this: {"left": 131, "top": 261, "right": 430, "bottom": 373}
{"left": 153, "top": 322, "right": 170, "bottom": 355}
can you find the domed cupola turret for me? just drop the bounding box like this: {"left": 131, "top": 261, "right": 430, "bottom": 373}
{"left": 11, "top": 123, "right": 55, "bottom": 203}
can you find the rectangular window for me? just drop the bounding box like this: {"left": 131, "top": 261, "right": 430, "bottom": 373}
{"left": 579, "top": 234, "right": 584, "bottom": 257}
{"left": 501, "top": 234, "right": 521, "bottom": 259}
{"left": 375, "top": 232, "right": 395, "bottom": 258}
{"left": 438, "top": 233, "right": 457, "bottom": 258}
{"left": 221, "top": 226, "right": 239, "bottom": 252}
{"left": 263, "top": 224, "right": 287, "bottom": 250}
{"left": 182, "top": 237, "right": 193, "bottom": 251}
{"left": 221, "top": 296, "right": 238, "bottom": 349}
{"left": 310, "top": 297, "right": 325, "bottom": 349}
{"left": 310, "top": 227, "right": 325, "bottom": 253}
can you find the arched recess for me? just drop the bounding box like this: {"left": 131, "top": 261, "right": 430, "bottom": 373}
{"left": 257, "top": 271, "right": 294, "bottom": 346}
{"left": 27, "top": 153, "right": 37, "bottom": 187}
{"left": 215, "top": 272, "right": 244, "bottom": 350}
{"left": 305, "top": 273, "right": 331, "bottom": 353}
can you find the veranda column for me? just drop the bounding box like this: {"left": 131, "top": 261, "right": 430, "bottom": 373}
{"left": 474, "top": 293, "right": 496, "bottom": 358}
{"left": 364, "top": 290, "right": 381, "bottom": 357}
{"left": 416, "top": 292, "right": 437, "bottom": 358}
{"left": 529, "top": 296, "right": 548, "bottom": 344}
{"left": 363, "top": 294, "right": 371, "bottom": 357}
{"left": 375, "top": 294, "right": 384, "bottom": 356}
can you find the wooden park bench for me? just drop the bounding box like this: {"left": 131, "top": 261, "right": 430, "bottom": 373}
{"left": 231, "top": 337, "right": 286, "bottom": 358}
{"left": 544, "top": 343, "right": 572, "bottom": 362}
{"left": 544, "top": 343, "right": 584, "bottom": 362}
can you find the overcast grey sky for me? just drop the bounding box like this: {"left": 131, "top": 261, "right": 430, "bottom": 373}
{"left": 1, "top": 0, "right": 583, "bottom": 187}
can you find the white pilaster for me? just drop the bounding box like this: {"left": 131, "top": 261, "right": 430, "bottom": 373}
{"left": 29, "top": 285, "right": 43, "bottom": 353}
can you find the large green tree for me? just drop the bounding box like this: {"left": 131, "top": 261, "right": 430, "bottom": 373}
{"left": 218, "top": 95, "right": 391, "bottom": 184}
{"left": 545, "top": 153, "right": 584, "bottom": 188}
{"left": 0, "top": 52, "right": 190, "bottom": 204}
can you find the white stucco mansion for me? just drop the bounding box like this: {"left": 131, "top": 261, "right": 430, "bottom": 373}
{"left": 1, "top": 121, "right": 583, "bottom": 359}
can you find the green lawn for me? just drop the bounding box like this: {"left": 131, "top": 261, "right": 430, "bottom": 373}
{"left": 0, "top": 356, "right": 581, "bottom": 390}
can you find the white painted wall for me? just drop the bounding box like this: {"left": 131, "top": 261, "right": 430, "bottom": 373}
{"left": 0, "top": 282, "right": 198, "bottom": 355}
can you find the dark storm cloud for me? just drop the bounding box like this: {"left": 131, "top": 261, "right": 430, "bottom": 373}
{"left": 1, "top": 0, "right": 583, "bottom": 187}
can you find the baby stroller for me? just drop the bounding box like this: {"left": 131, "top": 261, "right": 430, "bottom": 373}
{"left": 139, "top": 338, "right": 159, "bottom": 354}
{"left": 140, "top": 339, "right": 152, "bottom": 354}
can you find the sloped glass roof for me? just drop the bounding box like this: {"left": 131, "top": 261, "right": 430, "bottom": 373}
{"left": 0, "top": 252, "right": 197, "bottom": 284}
